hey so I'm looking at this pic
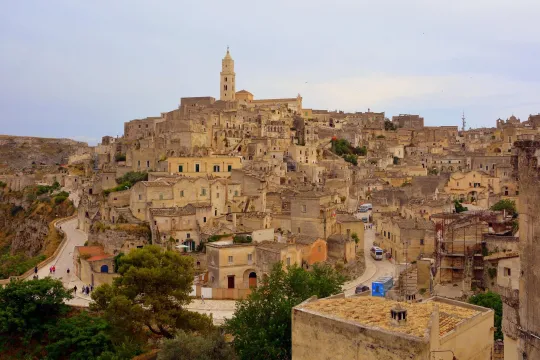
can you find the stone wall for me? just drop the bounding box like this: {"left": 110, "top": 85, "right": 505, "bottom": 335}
{"left": 88, "top": 224, "right": 150, "bottom": 255}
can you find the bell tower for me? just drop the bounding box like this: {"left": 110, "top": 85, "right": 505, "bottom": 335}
{"left": 220, "top": 47, "right": 235, "bottom": 101}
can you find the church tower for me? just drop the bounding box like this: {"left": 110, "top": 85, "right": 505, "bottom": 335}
{"left": 220, "top": 47, "right": 235, "bottom": 101}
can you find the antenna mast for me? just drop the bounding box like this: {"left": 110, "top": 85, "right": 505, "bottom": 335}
{"left": 462, "top": 111, "right": 466, "bottom": 132}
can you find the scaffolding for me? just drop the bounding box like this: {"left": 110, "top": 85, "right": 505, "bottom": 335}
{"left": 432, "top": 211, "right": 498, "bottom": 288}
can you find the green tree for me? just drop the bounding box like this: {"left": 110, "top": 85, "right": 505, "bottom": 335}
{"left": 226, "top": 263, "right": 345, "bottom": 360}
{"left": 0, "top": 278, "right": 72, "bottom": 338}
{"left": 468, "top": 291, "right": 502, "bottom": 340}
{"left": 46, "top": 311, "right": 114, "bottom": 360}
{"left": 490, "top": 199, "right": 516, "bottom": 214}
{"left": 91, "top": 245, "right": 213, "bottom": 339}
{"left": 157, "top": 330, "right": 236, "bottom": 360}
{"left": 384, "top": 119, "right": 397, "bottom": 131}
{"left": 454, "top": 200, "right": 468, "bottom": 213}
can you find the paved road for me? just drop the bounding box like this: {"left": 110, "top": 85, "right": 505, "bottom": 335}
{"left": 27, "top": 218, "right": 92, "bottom": 306}
{"left": 343, "top": 225, "right": 396, "bottom": 296}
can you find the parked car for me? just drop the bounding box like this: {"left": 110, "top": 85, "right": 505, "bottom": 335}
{"left": 355, "top": 285, "right": 370, "bottom": 294}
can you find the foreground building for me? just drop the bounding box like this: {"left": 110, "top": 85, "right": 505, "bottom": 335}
{"left": 292, "top": 295, "right": 494, "bottom": 360}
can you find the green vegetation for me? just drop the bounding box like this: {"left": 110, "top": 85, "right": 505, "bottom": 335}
{"left": 330, "top": 138, "right": 363, "bottom": 166}
{"left": 104, "top": 171, "right": 148, "bottom": 196}
{"left": 490, "top": 199, "right": 516, "bottom": 214}
{"left": 53, "top": 191, "right": 69, "bottom": 204}
{"left": 226, "top": 262, "right": 345, "bottom": 360}
{"left": 401, "top": 180, "right": 412, "bottom": 187}
{"left": 428, "top": 167, "right": 439, "bottom": 175}
{"left": 468, "top": 291, "right": 502, "bottom": 340}
{"left": 157, "top": 330, "right": 236, "bottom": 360}
{"left": 384, "top": 119, "right": 397, "bottom": 131}
{"left": 114, "top": 154, "right": 126, "bottom": 162}
{"left": 233, "top": 235, "right": 253, "bottom": 244}
{"left": 0, "top": 253, "right": 46, "bottom": 279}
{"left": 351, "top": 232, "right": 359, "bottom": 244}
{"left": 454, "top": 199, "right": 468, "bottom": 213}
{"left": 91, "top": 245, "right": 213, "bottom": 339}
{"left": 207, "top": 234, "right": 231, "bottom": 243}
{"left": 0, "top": 181, "right": 6, "bottom": 188}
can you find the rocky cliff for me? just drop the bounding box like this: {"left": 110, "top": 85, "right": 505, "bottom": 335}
{"left": 0, "top": 135, "right": 88, "bottom": 173}
{"left": 0, "top": 186, "right": 75, "bottom": 277}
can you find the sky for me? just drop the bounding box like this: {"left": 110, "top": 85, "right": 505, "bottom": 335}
{"left": 1, "top": 0, "right": 540, "bottom": 145}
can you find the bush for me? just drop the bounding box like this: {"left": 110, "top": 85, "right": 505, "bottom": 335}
{"left": 490, "top": 199, "right": 516, "bottom": 214}
{"left": 353, "top": 146, "right": 367, "bottom": 156}
{"left": 157, "top": 330, "right": 236, "bottom": 360}
{"left": 233, "top": 235, "right": 252, "bottom": 244}
{"left": 54, "top": 195, "right": 68, "bottom": 204}
{"left": 114, "top": 154, "right": 126, "bottom": 162}
{"left": 384, "top": 119, "right": 397, "bottom": 131}
{"left": 454, "top": 200, "right": 468, "bottom": 213}
{"left": 468, "top": 291, "right": 502, "bottom": 340}
{"left": 351, "top": 233, "right": 359, "bottom": 244}
{"left": 343, "top": 154, "right": 358, "bottom": 166}
{"left": 0, "top": 181, "right": 6, "bottom": 188}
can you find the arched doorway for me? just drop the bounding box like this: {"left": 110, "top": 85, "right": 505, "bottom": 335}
{"left": 248, "top": 272, "right": 257, "bottom": 288}
{"left": 100, "top": 265, "right": 109, "bottom": 273}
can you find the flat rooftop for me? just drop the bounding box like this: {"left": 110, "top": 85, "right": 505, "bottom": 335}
{"left": 299, "top": 296, "right": 483, "bottom": 338}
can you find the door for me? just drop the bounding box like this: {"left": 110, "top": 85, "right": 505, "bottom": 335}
{"left": 227, "top": 275, "right": 235, "bottom": 289}
{"left": 248, "top": 272, "right": 257, "bottom": 288}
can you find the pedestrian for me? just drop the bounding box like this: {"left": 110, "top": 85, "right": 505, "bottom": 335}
{"left": 49, "top": 266, "right": 52, "bottom": 274}
{"left": 90, "top": 285, "right": 93, "bottom": 292}
{"left": 74, "top": 286, "right": 77, "bottom": 293}
{"left": 67, "top": 268, "right": 70, "bottom": 274}
{"left": 201, "top": 294, "right": 205, "bottom": 304}
{"left": 52, "top": 265, "right": 56, "bottom": 274}
{"left": 86, "top": 286, "right": 90, "bottom": 294}
{"left": 34, "top": 266, "right": 38, "bottom": 274}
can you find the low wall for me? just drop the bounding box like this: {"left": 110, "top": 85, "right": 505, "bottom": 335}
{"left": 0, "top": 215, "right": 77, "bottom": 286}
{"left": 190, "top": 284, "right": 252, "bottom": 300}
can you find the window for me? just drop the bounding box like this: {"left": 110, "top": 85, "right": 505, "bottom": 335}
{"left": 286, "top": 257, "right": 291, "bottom": 266}
{"left": 301, "top": 204, "right": 307, "bottom": 213}
{"left": 203, "top": 217, "right": 207, "bottom": 223}
{"left": 298, "top": 227, "right": 301, "bottom": 233}
{"left": 228, "top": 256, "right": 233, "bottom": 264}
{"left": 228, "top": 165, "right": 232, "bottom": 172}
{"left": 146, "top": 160, "right": 150, "bottom": 168}
{"left": 216, "top": 192, "right": 220, "bottom": 198}
{"left": 201, "top": 188, "right": 206, "bottom": 196}
{"left": 137, "top": 160, "right": 141, "bottom": 166}
{"left": 178, "top": 165, "right": 183, "bottom": 173}
{"left": 195, "top": 164, "right": 200, "bottom": 172}
{"left": 213, "top": 165, "right": 220, "bottom": 172}
{"left": 420, "top": 239, "right": 424, "bottom": 245}
{"left": 504, "top": 267, "right": 511, "bottom": 276}
{"left": 248, "top": 253, "right": 253, "bottom": 262}
{"left": 186, "top": 233, "right": 190, "bottom": 238}
{"left": 234, "top": 190, "right": 238, "bottom": 196}
{"left": 180, "top": 190, "right": 184, "bottom": 197}
{"left": 138, "top": 194, "right": 142, "bottom": 200}
{"left": 154, "top": 221, "right": 157, "bottom": 225}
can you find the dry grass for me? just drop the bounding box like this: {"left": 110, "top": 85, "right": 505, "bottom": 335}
{"left": 42, "top": 223, "right": 63, "bottom": 258}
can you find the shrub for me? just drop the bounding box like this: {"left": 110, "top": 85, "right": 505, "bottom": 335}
{"left": 490, "top": 199, "right": 516, "bottom": 214}
{"left": 233, "top": 235, "right": 252, "bottom": 244}
{"left": 454, "top": 200, "right": 468, "bottom": 213}
{"left": 54, "top": 195, "right": 68, "bottom": 204}
{"left": 351, "top": 232, "right": 359, "bottom": 244}
{"left": 0, "top": 181, "right": 6, "bottom": 188}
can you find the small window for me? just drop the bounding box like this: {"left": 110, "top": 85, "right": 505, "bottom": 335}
{"left": 234, "top": 190, "right": 238, "bottom": 196}
{"left": 180, "top": 190, "right": 184, "bottom": 197}
{"left": 228, "top": 165, "right": 232, "bottom": 172}
{"left": 248, "top": 253, "right": 253, "bottom": 262}
{"left": 301, "top": 204, "right": 307, "bottom": 213}
{"left": 504, "top": 267, "right": 511, "bottom": 276}
{"left": 186, "top": 233, "right": 190, "bottom": 238}
{"left": 228, "top": 256, "right": 233, "bottom": 264}
{"left": 420, "top": 239, "right": 424, "bottom": 245}
{"left": 286, "top": 257, "right": 291, "bottom": 266}
{"left": 201, "top": 188, "right": 206, "bottom": 196}
{"left": 178, "top": 165, "right": 183, "bottom": 173}
{"left": 146, "top": 160, "right": 150, "bottom": 168}
{"left": 195, "top": 164, "right": 200, "bottom": 173}
{"left": 213, "top": 165, "right": 220, "bottom": 172}
{"left": 216, "top": 192, "right": 220, "bottom": 199}
{"left": 298, "top": 227, "right": 301, "bottom": 233}
{"left": 138, "top": 194, "right": 142, "bottom": 200}
{"left": 203, "top": 217, "right": 207, "bottom": 223}
{"left": 154, "top": 221, "right": 157, "bottom": 225}
{"left": 138, "top": 160, "right": 141, "bottom": 166}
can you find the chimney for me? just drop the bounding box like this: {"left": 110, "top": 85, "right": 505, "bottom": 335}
{"left": 390, "top": 304, "right": 407, "bottom": 326}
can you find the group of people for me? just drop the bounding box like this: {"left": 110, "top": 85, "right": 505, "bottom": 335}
{"left": 49, "top": 265, "right": 57, "bottom": 274}
{"left": 364, "top": 224, "right": 373, "bottom": 230}
{"left": 73, "top": 284, "right": 93, "bottom": 295}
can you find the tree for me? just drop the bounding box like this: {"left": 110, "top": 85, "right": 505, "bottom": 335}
{"left": 91, "top": 245, "right": 213, "bottom": 339}
{"left": 490, "top": 199, "right": 516, "bottom": 214}
{"left": 46, "top": 311, "right": 114, "bottom": 360}
{"left": 226, "top": 263, "right": 345, "bottom": 360}
{"left": 384, "top": 119, "right": 397, "bottom": 131}
{"left": 454, "top": 200, "right": 468, "bottom": 213}
{"left": 468, "top": 291, "right": 502, "bottom": 340}
{"left": 157, "top": 330, "right": 236, "bottom": 360}
{"left": 0, "top": 278, "right": 72, "bottom": 337}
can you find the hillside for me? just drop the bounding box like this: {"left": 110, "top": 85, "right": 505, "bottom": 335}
{"left": 0, "top": 135, "right": 88, "bottom": 173}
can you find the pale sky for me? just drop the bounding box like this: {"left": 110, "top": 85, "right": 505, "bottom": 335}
{"left": 1, "top": 0, "right": 540, "bottom": 145}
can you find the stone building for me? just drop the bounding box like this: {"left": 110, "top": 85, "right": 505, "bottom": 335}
{"left": 392, "top": 114, "right": 424, "bottom": 129}
{"left": 290, "top": 191, "right": 337, "bottom": 239}
{"left": 73, "top": 246, "right": 116, "bottom": 287}
{"left": 292, "top": 295, "right": 494, "bottom": 360}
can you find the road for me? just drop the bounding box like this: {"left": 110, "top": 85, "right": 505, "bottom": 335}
{"left": 27, "top": 217, "right": 92, "bottom": 306}
{"left": 343, "top": 222, "right": 396, "bottom": 296}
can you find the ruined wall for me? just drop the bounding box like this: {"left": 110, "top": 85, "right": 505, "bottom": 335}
{"left": 514, "top": 138, "right": 540, "bottom": 358}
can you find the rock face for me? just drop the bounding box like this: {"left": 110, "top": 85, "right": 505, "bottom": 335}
{"left": 0, "top": 135, "right": 88, "bottom": 173}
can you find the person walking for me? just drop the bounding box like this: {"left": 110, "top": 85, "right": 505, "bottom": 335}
{"left": 67, "top": 268, "right": 70, "bottom": 274}
{"left": 34, "top": 266, "right": 38, "bottom": 274}
{"left": 90, "top": 285, "right": 93, "bottom": 292}
{"left": 52, "top": 265, "right": 56, "bottom": 274}
{"left": 74, "top": 286, "right": 77, "bottom": 293}
{"left": 49, "top": 266, "right": 52, "bottom": 274}
{"left": 201, "top": 294, "right": 205, "bottom": 304}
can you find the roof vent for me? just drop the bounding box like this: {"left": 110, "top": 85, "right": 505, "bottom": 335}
{"left": 390, "top": 303, "right": 407, "bottom": 326}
